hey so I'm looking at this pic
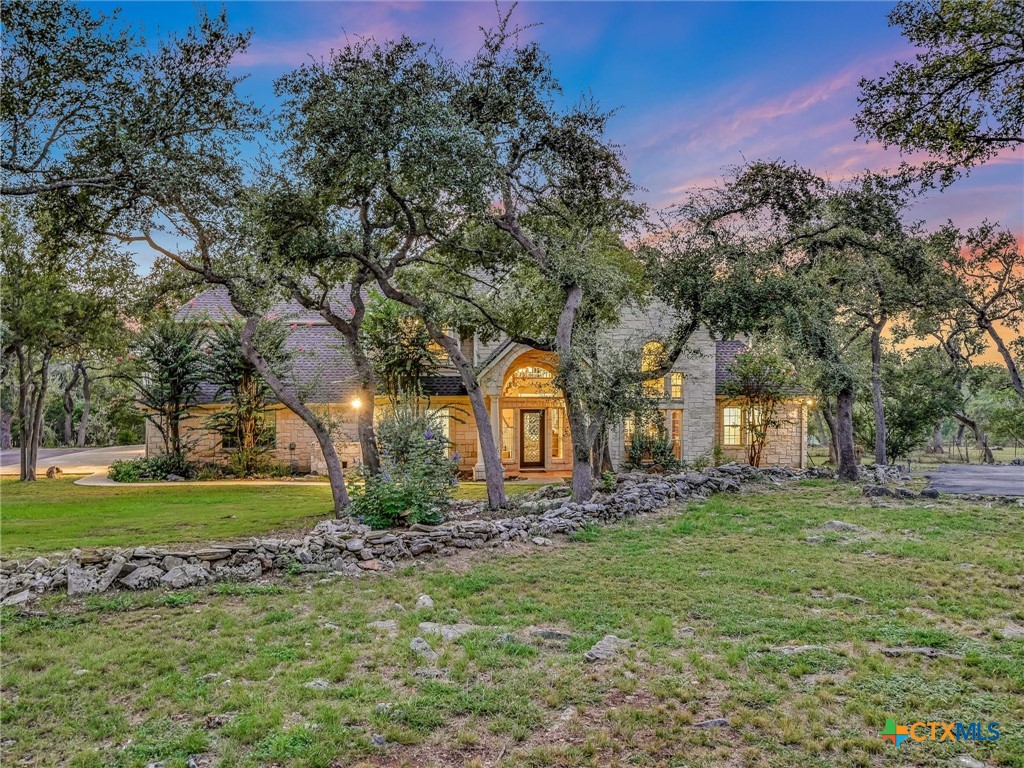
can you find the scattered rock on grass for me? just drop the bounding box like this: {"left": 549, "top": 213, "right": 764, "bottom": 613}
{"left": 415, "top": 594, "right": 434, "bottom": 610}
{"left": 955, "top": 757, "right": 993, "bottom": 768}
{"left": 820, "top": 520, "right": 867, "bottom": 533}
{"left": 882, "top": 646, "right": 957, "bottom": 659}
{"left": 303, "top": 679, "right": 331, "bottom": 690}
{"left": 584, "top": 634, "right": 630, "bottom": 662}
{"left": 770, "top": 644, "right": 832, "bottom": 655}
{"left": 693, "top": 717, "right": 729, "bottom": 728}
{"left": 410, "top": 636, "right": 438, "bottom": 662}
{"left": 418, "top": 622, "right": 479, "bottom": 641}
{"left": 531, "top": 536, "right": 553, "bottom": 546}
{"left": 367, "top": 619, "right": 398, "bottom": 633}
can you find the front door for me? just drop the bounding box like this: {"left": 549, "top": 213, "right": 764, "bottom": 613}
{"left": 519, "top": 409, "right": 545, "bottom": 468}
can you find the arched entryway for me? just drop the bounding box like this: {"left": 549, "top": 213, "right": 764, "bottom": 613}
{"left": 497, "top": 351, "right": 571, "bottom": 476}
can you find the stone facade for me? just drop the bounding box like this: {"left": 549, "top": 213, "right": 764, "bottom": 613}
{"left": 144, "top": 405, "right": 361, "bottom": 473}
{"left": 714, "top": 398, "right": 808, "bottom": 469}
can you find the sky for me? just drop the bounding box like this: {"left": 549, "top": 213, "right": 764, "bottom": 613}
{"left": 96, "top": 0, "right": 1023, "bottom": 266}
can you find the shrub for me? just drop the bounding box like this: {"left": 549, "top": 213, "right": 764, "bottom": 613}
{"left": 350, "top": 407, "right": 458, "bottom": 529}
{"left": 108, "top": 454, "right": 195, "bottom": 482}
{"left": 622, "top": 411, "right": 681, "bottom": 473}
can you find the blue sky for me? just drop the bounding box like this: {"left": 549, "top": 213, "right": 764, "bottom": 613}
{"left": 97, "top": 1, "right": 1023, "bottom": 267}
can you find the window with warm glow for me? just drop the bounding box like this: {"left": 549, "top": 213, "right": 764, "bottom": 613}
{"left": 669, "top": 372, "right": 683, "bottom": 399}
{"left": 550, "top": 408, "right": 563, "bottom": 459}
{"left": 669, "top": 409, "right": 682, "bottom": 459}
{"left": 641, "top": 341, "right": 667, "bottom": 397}
{"left": 434, "top": 408, "right": 451, "bottom": 455}
{"left": 501, "top": 408, "right": 513, "bottom": 460}
{"left": 723, "top": 406, "right": 742, "bottom": 445}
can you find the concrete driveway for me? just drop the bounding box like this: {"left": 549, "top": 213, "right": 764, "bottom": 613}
{"left": 923, "top": 464, "right": 1024, "bottom": 497}
{"left": 0, "top": 445, "right": 145, "bottom": 476}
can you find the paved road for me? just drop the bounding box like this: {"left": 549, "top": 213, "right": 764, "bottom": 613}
{"left": 923, "top": 464, "right": 1024, "bottom": 497}
{"left": 0, "top": 445, "right": 145, "bottom": 476}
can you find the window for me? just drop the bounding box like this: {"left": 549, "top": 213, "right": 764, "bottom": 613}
{"left": 550, "top": 408, "right": 563, "bottom": 459}
{"left": 641, "top": 341, "right": 667, "bottom": 397}
{"left": 723, "top": 406, "right": 742, "bottom": 446}
{"left": 669, "top": 372, "right": 684, "bottom": 399}
{"left": 433, "top": 408, "right": 451, "bottom": 455}
{"left": 669, "top": 409, "right": 682, "bottom": 460}
{"left": 623, "top": 415, "right": 635, "bottom": 448}
{"left": 504, "top": 365, "right": 556, "bottom": 397}
{"left": 501, "top": 408, "right": 514, "bottom": 460}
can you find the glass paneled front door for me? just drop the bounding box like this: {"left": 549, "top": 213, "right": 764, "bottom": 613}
{"left": 519, "top": 409, "right": 545, "bottom": 468}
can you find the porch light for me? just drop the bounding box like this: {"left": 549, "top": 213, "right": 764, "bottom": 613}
{"left": 351, "top": 397, "right": 362, "bottom": 409}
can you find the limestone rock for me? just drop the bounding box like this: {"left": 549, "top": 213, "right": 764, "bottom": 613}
{"left": 418, "top": 622, "right": 478, "bottom": 641}
{"left": 120, "top": 565, "right": 165, "bottom": 590}
{"left": 415, "top": 594, "right": 434, "bottom": 610}
{"left": 410, "top": 636, "right": 438, "bottom": 662}
{"left": 584, "top": 634, "right": 630, "bottom": 662}
{"left": 67, "top": 564, "right": 100, "bottom": 597}
{"left": 161, "top": 564, "right": 211, "bottom": 589}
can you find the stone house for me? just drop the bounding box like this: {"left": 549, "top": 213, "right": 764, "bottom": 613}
{"left": 150, "top": 289, "right": 808, "bottom": 475}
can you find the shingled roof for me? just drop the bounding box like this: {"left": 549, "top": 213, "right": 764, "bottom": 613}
{"left": 714, "top": 339, "right": 749, "bottom": 395}
{"left": 176, "top": 287, "right": 358, "bottom": 405}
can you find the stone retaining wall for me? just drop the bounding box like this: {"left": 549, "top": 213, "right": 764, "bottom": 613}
{"left": 0, "top": 464, "right": 835, "bottom": 607}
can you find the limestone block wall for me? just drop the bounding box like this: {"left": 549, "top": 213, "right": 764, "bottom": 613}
{"left": 602, "top": 306, "right": 719, "bottom": 468}
{"left": 715, "top": 398, "right": 807, "bottom": 468}
{"left": 144, "top": 405, "right": 361, "bottom": 473}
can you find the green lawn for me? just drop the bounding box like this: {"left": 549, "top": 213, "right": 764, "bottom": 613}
{"left": 0, "top": 478, "right": 535, "bottom": 556}
{"left": 2, "top": 483, "right": 1022, "bottom": 767}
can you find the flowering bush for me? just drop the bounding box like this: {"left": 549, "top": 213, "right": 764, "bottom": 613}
{"left": 350, "top": 407, "right": 458, "bottom": 529}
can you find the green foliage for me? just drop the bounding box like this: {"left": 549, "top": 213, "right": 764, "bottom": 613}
{"left": 108, "top": 454, "right": 195, "bottom": 482}
{"left": 118, "top": 318, "right": 206, "bottom": 458}
{"left": 622, "top": 409, "right": 680, "bottom": 473}
{"left": 722, "top": 348, "right": 797, "bottom": 467}
{"left": 855, "top": 0, "right": 1024, "bottom": 184}
{"left": 350, "top": 407, "right": 458, "bottom": 529}
{"left": 201, "top": 318, "right": 290, "bottom": 476}
{"left": 360, "top": 294, "right": 441, "bottom": 403}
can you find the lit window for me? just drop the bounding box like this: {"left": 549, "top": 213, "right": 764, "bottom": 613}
{"left": 723, "top": 406, "right": 742, "bottom": 446}
{"left": 550, "top": 408, "right": 563, "bottom": 459}
{"left": 669, "top": 372, "right": 683, "bottom": 399}
{"left": 433, "top": 408, "right": 451, "bottom": 455}
{"left": 624, "top": 415, "right": 635, "bottom": 447}
{"left": 501, "top": 408, "right": 514, "bottom": 460}
{"left": 641, "top": 341, "right": 667, "bottom": 397}
{"left": 669, "top": 409, "right": 682, "bottom": 460}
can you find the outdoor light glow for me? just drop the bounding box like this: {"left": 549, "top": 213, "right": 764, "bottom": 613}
{"left": 351, "top": 397, "right": 362, "bottom": 409}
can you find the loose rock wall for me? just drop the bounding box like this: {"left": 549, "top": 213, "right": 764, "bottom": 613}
{"left": 1, "top": 464, "right": 834, "bottom": 606}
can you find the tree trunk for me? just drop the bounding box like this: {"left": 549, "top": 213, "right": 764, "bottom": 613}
{"left": 819, "top": 400, "right": 839, "bottom": 465}
{"left": 345, "top": 345, "right": 379, "bottom": 475}
{"left": 62, "top": 362, "right": 82, "bottom": 446}
{"left": 17, "top": 348, "right": 51, "bottom": 482}
{"left": 982, "top": 322, "right": 1024, "bottom": 399}
{"left": 927, "top": 421, "right": 943, "bottom": 454}
{"left": 239, "top": 317, "right": 350, "bottom": 515}
{"left": 870, "top": 321, "right": 888, "bottom": 465}
{"left": 953, "top": 411, "right": 995, "bottom": 464}
{"left": 76, "top": 364, "right": 91, "bottom": 447}
{"left": 568, "top": 401, "right": 595, "bottom": 501}
{"left": 835, "top": 386, "right": 859, "bottom": 481}
{"left": 426, "top": 323, "right": 506, "bottom": 509}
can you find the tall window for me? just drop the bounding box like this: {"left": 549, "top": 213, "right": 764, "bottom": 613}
{"left": 722, "top": 406, "right": 742, "bottom": 446}
{"left": 501, "top": 408, "right": 514, "bottom": 460}
{"left": 550, "top": 408, "right": 563, "bottom": 459}
{"left": 669, "top": 409, "right": 682, "bottom": 460}
{"left": 641, "top": 341, "right": 667, "bottom": 396}
{"left": 623, "top": 415, "right": 635, "bottom": 448}
{"left": 434, "top": 408, "right": 451, "bottom": 455}
{"left": 669, "top": 372, "right": 684, "bottom": 399}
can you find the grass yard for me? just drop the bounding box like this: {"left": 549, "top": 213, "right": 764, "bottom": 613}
{"left": 0, "top": 478, "right": 536, "bottom": 556}
{"left": 2, "top": 482, "right": 1022, "bottom": 767}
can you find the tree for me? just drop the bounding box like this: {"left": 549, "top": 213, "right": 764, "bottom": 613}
{"left": 202, "top": 318, "right": 290, "bottom": 476}
{"left": 855, "top": 0, "right": 1024, "bottom": 185}
{"left": 0, "top": 204, "right": 134, "bottom": 480}
{"left": 119, "top": 318, "right": 205, "bottom": 458}
{"left": 361, "top": 295, "right": 442, "bottom": 404}
{"left": 722, "top": 348, "right": 797, "bottom": 467}
{"left": 1, "top": 1, "right": 259, "bottom": 198}
{"left": 273, "top": 34, "right": 510, "bottom": 509}
{"left": 866, "top": 347, "right": 962, "bottom": 464}
{"left": 931, "top": 222, "right": 1024, "bottom": 398}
